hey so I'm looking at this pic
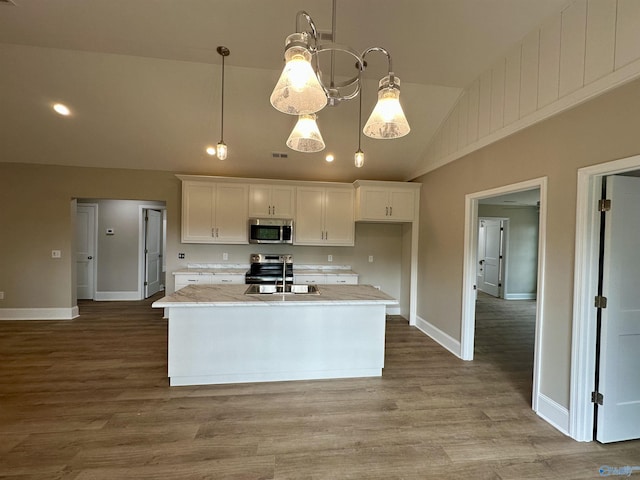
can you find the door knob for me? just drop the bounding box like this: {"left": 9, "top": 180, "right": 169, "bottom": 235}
{"left": 88, "top": 256, "right": 93, "bottom": 260}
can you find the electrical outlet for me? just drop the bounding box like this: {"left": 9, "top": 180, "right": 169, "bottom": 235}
{"left": 327, "top": 254, "right": 333, "bottom": 262}
{"left": 0, "top": 292, "right": 4, "bottom": 300}
{"left": 178, "top": 253, "right": 185, "bottom": 259}
{"left": 51, "top": 250, "right": 61, "bottom": 258}
{"left": 223, "top": 252, "right": 229, "bottom": 261}
{"left": 368, "top": 255, "right": 374, "bottom": 263}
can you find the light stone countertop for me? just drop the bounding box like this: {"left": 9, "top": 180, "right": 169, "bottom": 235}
{"left": 173, "top": 264, "right": 358, "bottom": 276}
{"left": 152, "top": 284, "right": 396, "bottom": 308}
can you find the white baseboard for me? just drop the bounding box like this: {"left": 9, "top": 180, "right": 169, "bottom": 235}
{"left": 94, "top": 291, "right": 141, "bottom": 301}
{"left": 536, "top": 392, "right": 570, "bottom": 436}
{"left": 504, "top": 293, "right": 537, "bottom": 300}
{"left": 415, "top": 315, "right": 462, "bottom": 358}
{"left": 386, "top": 306, "right": 401, "bottom": 315}
{"left": 0, "top": 306, "right": 79, "bottom": 320}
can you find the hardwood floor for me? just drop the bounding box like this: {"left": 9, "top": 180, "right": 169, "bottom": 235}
{"left": 1, "top": 293, "right": 638, "bottom": 479}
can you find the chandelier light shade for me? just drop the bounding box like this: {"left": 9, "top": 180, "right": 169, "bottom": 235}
{"left": 216, "top": 46, "right": 230, "bottom": 160}
{"left": 270, "top": 33, "right": 328, "bottom": 115}
{"left": 286, "top": 113, "right": 325, "bottom": 152}
{"left": 271, "top": 5, "right": 410, "bottom": 159}
{"left": 363, "top": 75, "right": 410, "bottom": 139}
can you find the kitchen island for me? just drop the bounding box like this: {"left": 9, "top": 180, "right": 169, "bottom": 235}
{"left": 152, "top": 284, "right": 397, "bottom": 386}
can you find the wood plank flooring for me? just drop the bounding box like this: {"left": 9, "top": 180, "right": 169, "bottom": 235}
{"left": 0, "top": 293, "right": 638, "bottom": 479}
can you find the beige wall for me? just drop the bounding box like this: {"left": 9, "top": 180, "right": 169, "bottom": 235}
{"left": 0, "top": 164, "right": 180, "bottom": 309}
{"left": 414, "top": 78, "right": 640, "bottom": 408}
{"left": 0, "top": 165, "right": 406, "bottom": 311}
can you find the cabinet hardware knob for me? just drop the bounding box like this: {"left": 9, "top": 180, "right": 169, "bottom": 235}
{"left": 88, "top": 256, "right": 93, "bottom": 260}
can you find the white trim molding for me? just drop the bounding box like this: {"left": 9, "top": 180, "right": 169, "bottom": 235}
{"left": 94, "top": 291, "right": 141, "bottom": 301}
{"left": 504, "top": 293, "right": 537, "bottom": 300}
{"left": 0, "top": 306, "right": 79, "bottom": 320}
{"left": 415, "top": 315, "right": 462, "bottom": 358}
{"left": 537, "top": 392, "right": 570, "bottom": 437}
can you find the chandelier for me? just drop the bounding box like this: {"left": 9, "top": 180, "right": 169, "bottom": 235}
{"left": 270, "top": 4, "right": 410, "bottom": 166}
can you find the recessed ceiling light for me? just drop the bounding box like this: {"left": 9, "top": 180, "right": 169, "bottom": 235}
{"left": 205, "top": 146, "right": 216, "bottom": 156}
{"left": 325, "top": 154, "right": 334, "bottom": 163}
{"left": 53, "top": 103, "right": 71, "bottom": 116}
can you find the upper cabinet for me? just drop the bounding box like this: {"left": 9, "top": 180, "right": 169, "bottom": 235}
{"left": 248, "top": 184, "right": 295, "bottom": 218}
{"left": 181, "top": 180, "right": 248, "bottom": 244}
{"left": 295, "top": 186, "right": 354, "bottom": 246}
{"left": 354, "top": 180, "right": 420, "bottom": 222}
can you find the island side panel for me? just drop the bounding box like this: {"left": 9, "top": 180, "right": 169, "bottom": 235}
{"left": 167, "top": 304, "right": 386, "bottom": 386}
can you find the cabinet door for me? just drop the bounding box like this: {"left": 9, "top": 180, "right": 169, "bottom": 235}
{"left": 325, "top": 274, "right": 358, "bottom": 285}
{"left": 248, "top": 185, "right": 271, "bottom": 217}
{"left": 389, "top": 190, "right": 415, "bottom": 221}
{"left": 295, "top": 187, "right": 325, "bottom": 244}
{"left": 324, "top": 188, "right": 354, "bottom": 245}
{"left": 211, "top": 274, "right": 245, "bottom": 284}
{"left": 270, "top": 186, "right": 295, "bottom": 218}
{"left": 294, "top": 274, "right": 325, "bottom": 285}
{"left": 214, "top": 184, "right": 248, "bottom": 244}
{"left": 359, "top": 188, "right": 390, "bottom": 220}
{"left": 182, "top": 183, "right": 215, "bottom": 243}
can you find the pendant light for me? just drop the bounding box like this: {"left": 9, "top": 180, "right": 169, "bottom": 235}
{"left": 363, "top": 74, "right": 410, "bottom": 139}
{"left": 286, "top": 113, "right": 325, "bottom": 153}
{"left": 216, "top": 46, "right": 230, "bottom": 160}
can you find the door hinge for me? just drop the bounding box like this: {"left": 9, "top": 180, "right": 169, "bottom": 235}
{"left": 598, "top": 199, "right": 611, "bottom": 212}
{"left": 144, "top": 281, "right": 148, "bottom": 286}
{"left": 594, "top": 295, "right": 608, "bottom": 309}
{"left": 591, "top": 391, "right": 604, "bottom": 405}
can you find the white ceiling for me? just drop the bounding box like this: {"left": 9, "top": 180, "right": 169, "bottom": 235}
{"left": 0, "top": 0, "right": 569, "bottom": 182}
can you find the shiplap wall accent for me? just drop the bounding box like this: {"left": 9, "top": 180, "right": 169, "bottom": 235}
{"left": 413, "top": 0, "right": 640, "bottom": 179}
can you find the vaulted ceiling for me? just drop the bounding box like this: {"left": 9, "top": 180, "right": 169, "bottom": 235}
{"left": 0, "top": 0, "right": 568, "bottom": 182}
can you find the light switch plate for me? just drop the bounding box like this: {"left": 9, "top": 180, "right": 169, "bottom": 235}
{"left": 51, "top": 250, "right": 61, "bottom": 258}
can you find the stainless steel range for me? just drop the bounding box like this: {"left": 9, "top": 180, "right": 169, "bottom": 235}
{"left": 245, "top": 254, "right": 293, "bottom": 285}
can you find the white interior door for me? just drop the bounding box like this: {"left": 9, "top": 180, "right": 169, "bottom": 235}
{"left": 478, "top": 218, "right": 502, "bottom": 297}
{"left": 144, "top": 209, "right": 162, "bottom": 298}
{"left": 76, "top": 204, "right": 96, "bottom": 300}
{"left": 596, "top": 175, "right": 640, "bottom": 443}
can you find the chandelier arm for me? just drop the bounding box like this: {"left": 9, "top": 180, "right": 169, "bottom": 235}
{"left": 295, "top": 11, "right": 318, "bottom": 45}
{"left": 361, "top": 46, "right": 395, "bottom": 86}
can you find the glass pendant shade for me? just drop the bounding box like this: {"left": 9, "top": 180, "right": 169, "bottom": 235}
{"left": 354, "top": 149, "right": 364, "bottom": 168}
{"left": 286, "top": 113, "right": 325, "bottom": 152}
{"left": 216, "top": 141, "right": 227, "bottom": 160}
{"left": 270, "top": 33, "right": 327, "bottom": 115}
{"left": 363, "top": 75, "right": 410, "bottom": 139}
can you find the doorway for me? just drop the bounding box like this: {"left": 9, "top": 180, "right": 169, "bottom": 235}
{"left": 461, "top": 177, "right": 547, "bottom": 416}
{"left": 571, "top": 155, "right": 640, "bottom": 443}
{"left": 75, "top": 199, "right": 166, "bottom": 302}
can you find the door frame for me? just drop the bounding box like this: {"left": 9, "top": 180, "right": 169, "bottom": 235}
{"left": 570, "top": 153, "right": 640, "bottom": 441}
{"left": 461, "top": 177, "right": 547, "bottom": 414}
{"left": 138, "top": 205, "right": 166, "bottom": 300}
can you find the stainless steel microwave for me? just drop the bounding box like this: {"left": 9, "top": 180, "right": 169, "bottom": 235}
{"left": 248, "top": 218, "right": 293, "bottom": 244}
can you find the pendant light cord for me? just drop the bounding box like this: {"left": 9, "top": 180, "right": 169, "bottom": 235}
{"left": 220, "top": 52, "right": 225, "bottom": 142}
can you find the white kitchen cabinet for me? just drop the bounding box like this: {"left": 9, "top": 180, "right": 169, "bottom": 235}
{"left": 324, "top": 274, "right": 358, "bottom": 285}
{"left": 181, "top": 181, "right": 248, "bottom": 244}
{"left": 248, "top": 184, "right": 295, "bottom": 218}
{"left": 175, "top": 272, "right": 245, "bottom": 291}
{"left": 354, "top": 180, "right": 420, "bottom": 222}
{"left": 174, "top": 273, "right": 213, "bottom": 291}
{"left": 295, "top": 186, "right": 354, "bottom": 246}
{"left": 294, "top": 274, "right": 358, "bottom": 285}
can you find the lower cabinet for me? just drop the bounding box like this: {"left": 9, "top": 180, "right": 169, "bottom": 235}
{"left": 294, "top": 274, "right": 358, "bottom": 285}
{"left": 174, "top": 273, "right": 245, "bottom": 291}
